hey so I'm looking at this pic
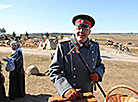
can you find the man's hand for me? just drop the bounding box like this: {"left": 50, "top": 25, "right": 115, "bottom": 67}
{"left": 90, "top": 72, "right": 100, "bottom": 82}
{"left": 64, "top": 88, "right": 78, "bottom": 100}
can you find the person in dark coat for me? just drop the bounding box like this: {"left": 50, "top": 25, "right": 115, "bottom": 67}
{"left": 49, "top": 14, "right": 105, "bottom": 100}
{"left": 8, "top": 41, "right": 25, "bottom": 100}
{"left": 0, "top": 61, "right": 6, "bottom": 99}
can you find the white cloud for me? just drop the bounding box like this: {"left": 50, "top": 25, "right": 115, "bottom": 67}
{"left": 0, "top": 4, "right": 13, "bottom": 10}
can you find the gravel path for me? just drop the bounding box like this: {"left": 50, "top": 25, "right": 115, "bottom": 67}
{"left": 0, "top": 46, "right": 138, "bottom": 63}
{"left": 0, "top": 46, "right": 55, "bottom": 56}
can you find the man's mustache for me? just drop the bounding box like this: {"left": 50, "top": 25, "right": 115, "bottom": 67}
{"left": 77, "top": 33, "right": 85, "bottom": 36}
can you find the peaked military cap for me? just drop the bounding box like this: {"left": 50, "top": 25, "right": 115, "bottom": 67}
{"left": 72, "top": 14, "right": 95, "bottom": 28}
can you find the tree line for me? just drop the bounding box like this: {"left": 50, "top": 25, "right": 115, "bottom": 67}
{"left": 0, "top": 28, "right": 6, "bottom": 34}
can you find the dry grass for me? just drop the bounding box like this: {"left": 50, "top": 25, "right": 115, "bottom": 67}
{"left": 95, "top": 60, "right": 138, "bottom": 102}
{"left": 0, "top": 53, "right": 57, "bottom": 102}
{"left": 89, "top": 34, "right": 138, "bottom": 54}
{"left": 90, "top": 34, "right": 138, "bottom": 45}
{"left": 0, "top": 50, "right": 138, "bottom": 102}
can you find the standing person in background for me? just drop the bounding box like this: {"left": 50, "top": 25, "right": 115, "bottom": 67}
{"left": 0, "top": 61, "right": 6, "bottom": 99}
{"left": 49, "top": 14, "right": 105, "bottom": 100}
{"left": 8, "top": 41, "right": 25, "bottom": 100}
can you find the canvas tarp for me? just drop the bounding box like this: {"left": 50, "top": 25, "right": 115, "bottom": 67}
{"left": 45, "top": 38, "right": 57, "bottom": 50}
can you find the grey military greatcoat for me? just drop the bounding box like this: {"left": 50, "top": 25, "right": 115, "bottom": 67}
{"left": 49, "top": 38, "right": 105, "bottom": 97}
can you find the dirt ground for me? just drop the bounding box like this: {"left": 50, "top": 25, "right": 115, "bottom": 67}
{"left": 0, "top": 46, "right": 138, "bottom": 102}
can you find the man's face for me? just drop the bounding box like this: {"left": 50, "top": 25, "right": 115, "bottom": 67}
{"left": 74, "top": 26, "right": 91, "bottom": 43}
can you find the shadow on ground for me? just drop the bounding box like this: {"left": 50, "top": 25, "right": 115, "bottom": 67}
{"left": 3, "top": 94, "right": 52, "bottom": 102}
{"left": 101, "top": 56, "right": 112, "bottom": 59}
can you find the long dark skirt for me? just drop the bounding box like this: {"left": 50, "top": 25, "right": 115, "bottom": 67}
{"left": 9, "top": 73, "right": 25, "bottom": 99}
{"left": 0, "top": 73, "right": 6, "bottom": 99}
{"left": 0, "top": 82, "right": 6, "bottom": 98}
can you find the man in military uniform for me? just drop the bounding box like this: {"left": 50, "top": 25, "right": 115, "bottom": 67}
{"left": 49, "top": 14, "right": 105, "bottom": 100}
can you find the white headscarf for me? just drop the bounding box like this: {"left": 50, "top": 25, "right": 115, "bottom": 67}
{"left": 11, "top": 41, "right": 22, "bottom": 54}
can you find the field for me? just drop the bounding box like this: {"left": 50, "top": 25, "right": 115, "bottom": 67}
{"left": 0, "top": 34, "right": 138, "bottom": 102}
{"left": 65, "top": 34, "right": 138, "bottom": 54}
{"left": 90, "top": 34, "right": 138, "bottom": 45}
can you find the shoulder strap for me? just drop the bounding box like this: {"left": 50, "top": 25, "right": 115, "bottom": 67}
{"left": 90, "top": 39, "right": 99, "bottom": 45}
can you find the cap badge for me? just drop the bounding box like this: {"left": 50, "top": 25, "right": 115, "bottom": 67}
{"left": 81, "top": 20, "right": 84, "bottom": 24}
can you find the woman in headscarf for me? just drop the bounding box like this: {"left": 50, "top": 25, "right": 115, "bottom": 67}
{"left": 8, "top": 41, "right": 25, "bottom": 100}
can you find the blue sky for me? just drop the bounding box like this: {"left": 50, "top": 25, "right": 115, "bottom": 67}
{"left": 0, "top": 0, "right": 138, "bottom": 34}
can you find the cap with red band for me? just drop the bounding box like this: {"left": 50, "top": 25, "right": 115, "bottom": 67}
{"left": 75, "top": 19, "right": 92, "bottom": 28}
{"left": 72, "top": 14, "right": 95, "bottom": 28}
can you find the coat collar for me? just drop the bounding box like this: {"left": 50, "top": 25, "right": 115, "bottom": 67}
{"left": 70, "top": 38, "right": 91, "bottom": 49}
{"left": 82, "top": 38, "right": 91, "bottom": 48}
